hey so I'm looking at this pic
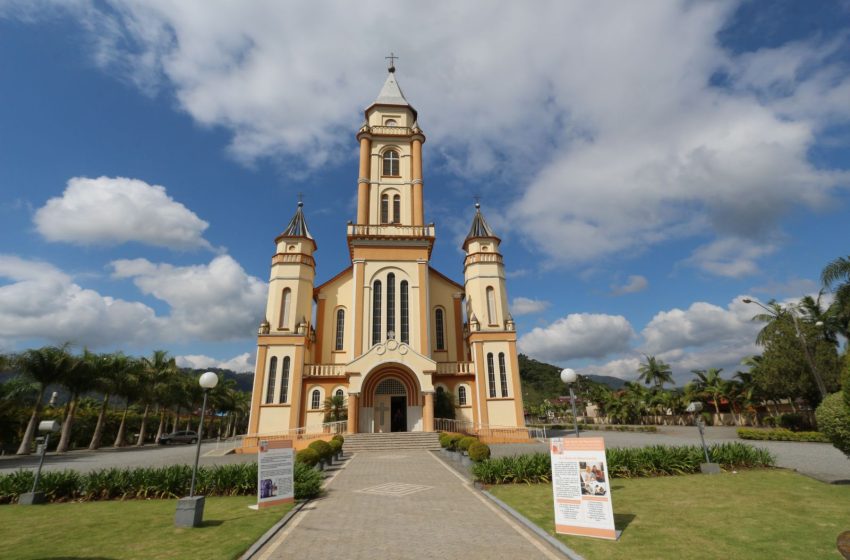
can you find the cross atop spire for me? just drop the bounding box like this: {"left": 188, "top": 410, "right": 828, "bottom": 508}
{"left": 385, "top": 52, "right": 398, "bottom": 73}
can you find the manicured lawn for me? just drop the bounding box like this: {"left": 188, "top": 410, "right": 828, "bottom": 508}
{"left": 0, "top": 496, "right": 292, "bottom": 560}
{"left": 489, "top": 469, "right": 850, "bottom": 559}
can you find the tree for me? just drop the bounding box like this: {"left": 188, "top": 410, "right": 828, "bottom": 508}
{"left": 637, "top": 355, "right": 674, "bottom": 389}
{"left": 88, "top": 352, "right": 132, "bottom": 450}
{"left": 821, "top": 256, "right": 850, "bottom": 341}
{"left": 56, "top": 351, "right": 95, "bottom": 453}
{"left": 15, "top": 345, "right": 76, "bottom": 455}
{"left": 692, "top": 368, "right": 726, "bottom": 424}
{"left": 433, "top": 388, "right": 456, "bottom": 420}
{"left": 137, "top": 350, "right": 178, "bottom": 446}
{"left": 323, "top": 394, "right": 348, "bottom": 422}
{"left": 112, "top": 358, "right": 143, "bottom": 447}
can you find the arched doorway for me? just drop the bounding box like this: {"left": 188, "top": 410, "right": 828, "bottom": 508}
{"left": 360, "top": 365, "right": 422, "bottom": 433}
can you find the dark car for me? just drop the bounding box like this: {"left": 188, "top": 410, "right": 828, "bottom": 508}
{"left": 157, "top": 430, "right": 198, "bottom": 445}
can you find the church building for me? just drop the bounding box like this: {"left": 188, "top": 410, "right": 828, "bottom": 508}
{"left": 245, "top": 63, "right": 526, "bottom": 445}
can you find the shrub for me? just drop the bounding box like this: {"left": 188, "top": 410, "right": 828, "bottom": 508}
{"left": 294, "top": 462, "right": 323, "bottom": 499}
{"left": 331, "top": 434, "right": 344, "bottom": 445}
{"left": 308, "top": 439, "right": 333, "bottom": 462}
{"left": 468, "top": 441, "right": 491, "bottom": 462}
{"left": 328, "top": 439, "right": 343, "bottom": 456}
{"left": 737, "top": 428, "right": 829, "bottom": 443}
{"left": 296, "top": 448, "right": 320, "bottom": 467}
{"left": 471, "top": 443, "right": 775, "bottom": 484}
{"left": 777, "top": 413, "right": 808, "bottom": 431}
{"left": 458, "top": 436, "right": 478, "bottom": 452}
{"left": 439, "top": 433, "right": 451, "bottom": 448}
{"left": 815, "top": 392, "right": 850, "bottom": 457}
{"left": 447, "top": 434, "right": 464, "bottom": 451}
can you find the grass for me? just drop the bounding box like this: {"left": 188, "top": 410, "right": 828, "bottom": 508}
{"left": 0, "top": 496, "right": 292, "bottom": 560}
{"left": 489, "top": 469, "right": 850, "bottom": 559}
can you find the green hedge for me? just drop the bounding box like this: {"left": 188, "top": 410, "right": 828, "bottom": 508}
{"left": 577, "top": 423, "right": 658, "bottom": 433}
{"left": 471, "top": 443, "right": 775, "bottom": 484}
{"left": 0, "top": 462, "right": 322, "bottom": 504}
{"left": 737, "top": 428, "right": 830, "bottom": 443}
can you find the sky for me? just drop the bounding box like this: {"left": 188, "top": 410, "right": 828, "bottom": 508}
{"left": 1, "top": 1, "right": 849, "bottom": 384}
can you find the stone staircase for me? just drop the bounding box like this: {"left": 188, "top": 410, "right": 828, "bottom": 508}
{"left": 343, "top": 432, "right": 441, "bottom": 452}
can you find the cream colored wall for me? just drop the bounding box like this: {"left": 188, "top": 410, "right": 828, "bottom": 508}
{"left": 428, "top": 273, "right": 463, "bottom": 362}
{"left": 487, "top": 399, "right": 519, "bottom": 427}
{"left": 464, "top": 240, "right": 510, "bottom": 331}
{"left": 367, "top": 108, "right": 415, "bottom": 128}
{"left": 266, "top": 270, "right": 315, "bottom": 332}
{"left": 479, "top": 341, "right": 517, "bottom": 398}
{"left": 315, "top": 270, "right": 354, "bottom": 363}
{"left": 362, "top": 262, "right": 421, "bottom": 354}
{"left": 257, "top": 407, "right": 291, "bottom": 434}
{"left": 259, "top": 346, "right": 298, "bottom": 404}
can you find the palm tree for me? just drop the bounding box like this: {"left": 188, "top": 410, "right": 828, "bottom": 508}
{"left": 15, "top": 345, "right": 76, "bottom": 455}
{"left": 822, "top": 255, "right": 850, "bottom": 302}
{"left": 136, "top": 350, "right": 178, "bottom": 446}
{"left": 323, "top": 394, "right": 347, "bottom": 422}
{"left": 88, "top": 352, "right": 130, "bottom": 450}
{"left": 113, "top": 358, "right": 143, "bottom": 448}
{"left": 692, "top": 368, "right": 726, "bottom": 424}
{"left": 56, "top": 351, "right": 96, "bottom": 453}
{"left": 637, "top": 355, "right": 674, "bottom": 389}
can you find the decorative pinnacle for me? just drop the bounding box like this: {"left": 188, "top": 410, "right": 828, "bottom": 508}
{"left": 473, "top": 195, "right": 481, "bottom": 209}
{"left": 386, "top": 52, "right": 398, "bottom": 73}
{"left": 297, "top": 192, "right": 304, "bottom": 207}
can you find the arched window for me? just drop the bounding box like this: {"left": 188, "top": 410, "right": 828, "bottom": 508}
{"left": 335, "top": 308, "right": 345, "bottom": 351}
{"left": 400, "top": 280, "right": 409, "bottom": 344}
{"left": 487, "top": 352, "right": 496, "bottom": 398}
{"left": 385, "top": 119, "right": 397, "bottom": 127}
{"left": 279, "top": 288, "right": 291, "bottom": 329}
{"left": 392, "top": 195, "right": 401, "bottom": 224}
{"left": 266, "top": 357, "right": 277, "bottom": 404}
{"left": 335, "top": 388, "right": 344, "bottom": 398}
{"left": 435, "top": 308, "right": 446, "bottom": 350}
{"left": 383, "top": 150, "right": 399, "bottom": 176}
{"left": 436, "top": 386, "right": 444, "bottom": 394}
{"left": 486, "top": 286, "right": 497, "bottom": 325}
{"left": 498, "top": 353, "right": 508, "bottom": 397}
{"left": 280, "top": 357, "right": 290, "bottom": 404}
{"left": 311, "top": 389, "right": 321, "bottom": 410}
{"left": 458, "top": 385, "right": 467, "bottom": 406}
{"left": 372, "top": 280, "right": 382, "bottom": 345}
{"left": 381, "top": 194, "right": 389, "bottom": 224}
{"left": 386, "top": 273, "right": 395, "bottom": 337}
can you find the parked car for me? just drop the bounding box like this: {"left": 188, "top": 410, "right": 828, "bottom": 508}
{"left": 157, "top": 430, "right": 198, "bottom": 445}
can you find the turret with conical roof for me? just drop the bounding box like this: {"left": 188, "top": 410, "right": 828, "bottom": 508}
{"left": 463, "top": 203, "right": 510, "bottom": 332}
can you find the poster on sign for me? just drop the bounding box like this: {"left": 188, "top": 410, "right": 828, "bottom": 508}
{"left": 550, "top": 437, "right": 617, "bottom": 540}
{"left": 257, "top": 440, "right": 294, "bottom": 508}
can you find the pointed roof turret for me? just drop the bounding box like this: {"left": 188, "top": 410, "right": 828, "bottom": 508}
{"left": 276, "top": 201, "right": 316, "bottom": 250}
{"left": 464, "top": 202, "right": 499, "bottom": 244}
{"left": 365, "top": 61, "right": 417, "bottom": 120}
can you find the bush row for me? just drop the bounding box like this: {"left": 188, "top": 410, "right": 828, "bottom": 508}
{"left": 578, "top": 424, "right": 658, "bottom": 433}
{"left": 438, "top": 432, "right": 491, "bottom": 462}
{"left": 737, "top": 428, "right": 830, "bottom": 443}
{"left": 0, "top": 462, "right": 323, "bottom": 504}
{"left": 295, "top": 435, "right": 345, "bottom": 468}
{"left": 471, "top": 442, "right": 776, "bottom": 484}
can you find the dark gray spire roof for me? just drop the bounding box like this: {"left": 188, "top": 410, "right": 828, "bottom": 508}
{"left": 466, "top": 203, "right": 496, "bottom": 240}
{"left": 280, "top": 201, "right": 313, "bottom": 239}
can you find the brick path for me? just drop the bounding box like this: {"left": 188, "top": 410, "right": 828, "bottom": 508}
{"left": 257, "top": 450, "right": 561, "bottom": 559}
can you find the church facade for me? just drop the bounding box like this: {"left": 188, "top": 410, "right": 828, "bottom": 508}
{"left": 246, "top": 66, "right": 526, "bottom": 443}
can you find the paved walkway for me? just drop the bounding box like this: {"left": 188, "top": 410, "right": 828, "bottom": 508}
{"left": 494, "top": 426, "right": 850, "bottom": 484}
{"left": 257, "top": 450, "right": 562, "bottom": 560}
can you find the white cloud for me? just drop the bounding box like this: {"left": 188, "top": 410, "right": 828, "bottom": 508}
{"left": 641, "top": 296, "right": 759, "bottom": 355}
{"left": 751, "top": 277, "right": 819, "bottom": 298}
{"left": 177, "top": 352, "right": 254, "bottom": 373}
{"left": 110, "top": 255, "right": 266, "bottom": 340}
{"left": 611, "top": 275, "right": 648, "bottom": 296}
{"left": 685, "top": 238, "right": 776, "bottom": 278}
{"left": 580, "top": 357, "right": 641, "bottom": 381}
{"left": 518, "top": 313, "right": 634, "bottom": 363}
{"left": 34, "top": 176, "right": 212, "bottom": 250}
{"left": 0, "top": 254, "right": 161, "bottom": 348}
{"left": 510, "top": 297, "right": 548, "bottom": 316}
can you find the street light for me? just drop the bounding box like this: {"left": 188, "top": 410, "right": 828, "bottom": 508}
{"left": 560, "top": 368, "right": 580, "bottom": 438}
{"left": 742, "top": 298, "right": 827, "bottom": 399}
{"left": 175, "top": 371, "right": 218, "bottom": 528}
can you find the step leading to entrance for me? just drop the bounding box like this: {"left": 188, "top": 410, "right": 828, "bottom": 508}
{"left": 344, "top": 432, "right": 441, "bottom": 451}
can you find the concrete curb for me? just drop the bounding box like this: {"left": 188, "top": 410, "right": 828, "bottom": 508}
{"left": 239, "top": 499, "right": 309, "bottom": 560}
{"left": 481, "top": 490, "right": 585, "bottom": 560}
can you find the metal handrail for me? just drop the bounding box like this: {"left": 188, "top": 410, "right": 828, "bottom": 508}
{"left": 434, "top": 418, "right": 544, "bottom": 440}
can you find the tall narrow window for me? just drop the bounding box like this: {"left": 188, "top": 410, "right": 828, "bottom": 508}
{"left": 458, "top": 385, "right": 467, "bottom": 406}
{"left": 383, "top": 150, "right": 399, "bottom": 176}
{"left": 435, "top": 308, "right": 446, "bottom": 350}
{"left": 400, "top": 280, "right": 409, "bottom": 343}
{"left": 498, "top": 352, "right": 509, "bottom": 397}
{"left": 279, "top": 357, "right": 290, "bottom": 404}
{"left": 311, "top": 389, "right": 321, "bottom": 410}
{"left": 280, "top": 288, "right": 291, "bottom": 329}
{"left": 386, "top": 273, "right": 395, "bottom": 337}
{"left": 266, "top": 357, "right": 277, "bottom": 404}
{"left": 335, "top": 309, "right": 345, "bottom": 351}
{"left": 372, "top": 280, "right": 382, "bottom": 345}
{"left": 381, "top": 194, "right": 389, "bottom": 223}
{"left": 392, "top": 195, "right": 401, "bottom": 224}
{"left": 487, "top": 353, "right": 496, "bottom": 398}
{"left": 486, "top": 286, "right": 497, "bottom": 325}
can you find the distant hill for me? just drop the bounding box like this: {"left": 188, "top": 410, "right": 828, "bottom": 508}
{"left": 584, "top": 374, "right": 627, "bottom": 390}
{"left": 518, "top": 354, "right": 626, "bottom": 405}
{"left": 182, "top": 367, "right": 254, "bottom": 393}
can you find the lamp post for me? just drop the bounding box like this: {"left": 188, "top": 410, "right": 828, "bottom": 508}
{"left": 742, "top": 298, "right": 827, "bottom": 399}
{"left": 175, "top": 371, "right": 218, "bottom": 528}
{"left": 560, "top": 368, "right": 580, "bottom": 438}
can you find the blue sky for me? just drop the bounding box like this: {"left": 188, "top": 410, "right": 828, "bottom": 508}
{"left": 1, "top": 1, "right": 848, "bottom": 383}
